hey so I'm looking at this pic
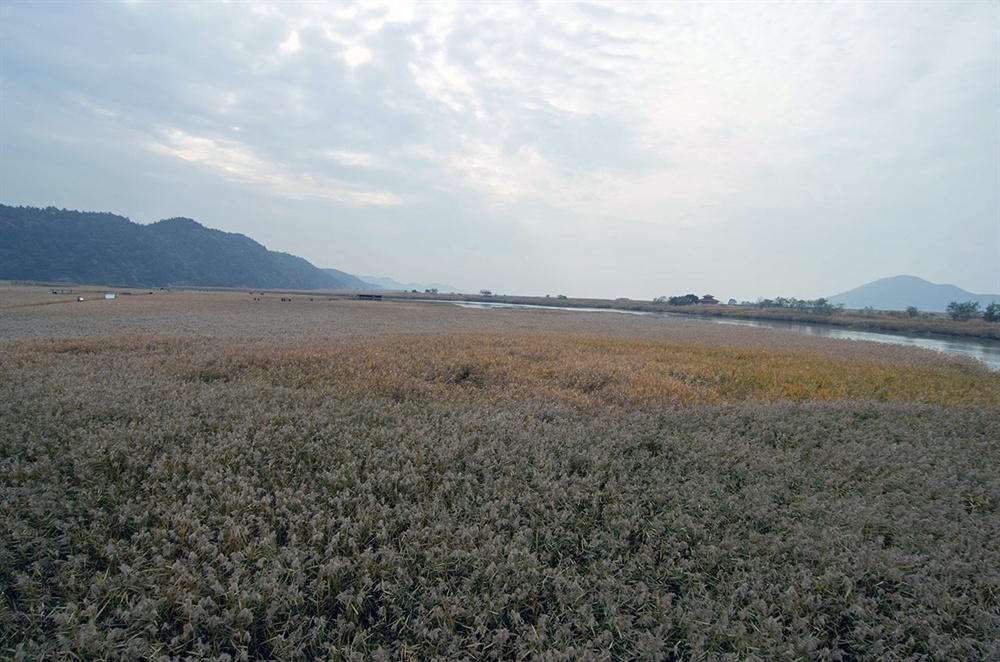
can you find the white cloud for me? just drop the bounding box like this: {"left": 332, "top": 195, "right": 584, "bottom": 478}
{"left": 149, "top": 129, "right": 403, "bottom": 206}
{"left": 324, "top": 150, "right": 379, "bottom": 168}
{"left": 343, "top": 44, "right": 372, "bottom": 68}
{"left": 279, "top": 30, "right": 301, "bottom": 55}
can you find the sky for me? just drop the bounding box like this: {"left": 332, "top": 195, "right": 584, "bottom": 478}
{"left": 1, "top": 1, "right": 998, "bottom": 301}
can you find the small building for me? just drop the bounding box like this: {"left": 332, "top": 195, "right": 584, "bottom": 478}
{"left": 699, "top": 294, "right": 720, "bottom": 305}
{"left": 104, "top": 293, "right": 116, "bottom": 300}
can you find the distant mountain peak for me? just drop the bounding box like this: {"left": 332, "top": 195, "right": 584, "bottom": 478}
{"left": 828, "top": 275, "right": 999, "bottom": 312}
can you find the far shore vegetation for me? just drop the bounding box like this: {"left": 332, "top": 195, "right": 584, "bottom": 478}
{"left": 374, "top": 290, "right": 1000, "bottom": 341}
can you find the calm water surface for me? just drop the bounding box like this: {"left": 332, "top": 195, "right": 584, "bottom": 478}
{"left": 713, "top": 318, "right": 1000, "bottom": 370}
{"left": 448, "top": 301, "right": 1000, "bottom": 370}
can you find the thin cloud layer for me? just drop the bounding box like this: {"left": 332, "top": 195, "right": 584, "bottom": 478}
{"left": 1, "top": 1, "right": 997, "bottom": 299}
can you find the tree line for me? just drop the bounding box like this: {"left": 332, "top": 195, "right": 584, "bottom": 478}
{"left": 653, "top": 292, "right": 999, "bottom": 323}
{"left": 655, "top": 295, "right": 843, "bottom": 315}
{"left": 947, "top": 301, "right": 999, "bottom": 322}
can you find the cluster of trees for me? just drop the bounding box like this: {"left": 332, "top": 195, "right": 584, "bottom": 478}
{"left": 754, "top": 297, "right": 842, "bottom": 315}
{"left": 653, "top": 294, "right": 731, "bottom": 306}
{"left": 654, "top": 294, "right": 701, "bottom": 306}
{"left": 947, "top": 301, "right": 1000, "bottom": 322}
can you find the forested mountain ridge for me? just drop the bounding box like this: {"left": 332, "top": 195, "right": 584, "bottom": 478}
{"left": 0, "top": 205, "right": 351, "bottom": 290}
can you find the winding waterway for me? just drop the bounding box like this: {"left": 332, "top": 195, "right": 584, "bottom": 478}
{"left": 447, "top": 301, "right": 1000, "bottom": 370}
{"left": 712, "top": 318, "right": 1000, "bottom": 370}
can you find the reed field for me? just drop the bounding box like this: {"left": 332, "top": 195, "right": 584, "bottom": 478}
{"left": 2, "top": 285, "right": 999, "bottom": 660}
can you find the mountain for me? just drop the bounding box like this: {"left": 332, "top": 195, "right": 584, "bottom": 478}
{"left": 0, "top": 205, "right": 350, "bottom": 290}
{"left": 321, "top": 268, "right": 380, "bottom": 291}
{"left": 356, "top": 275, "right": 469, "bottom": 293}
{"left": 828, "top": 275, "right": 999, "bottom": 312}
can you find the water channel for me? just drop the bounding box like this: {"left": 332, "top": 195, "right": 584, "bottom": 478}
{"left": 446, "top": 301, "right": 1000, "bottom": 370}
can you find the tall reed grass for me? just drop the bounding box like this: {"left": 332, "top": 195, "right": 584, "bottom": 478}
{"left": 185, "top": 333, "right": 1000, "bottom": 409}
{"left": 2, "top": 332, "right": 998, "bottom": 660}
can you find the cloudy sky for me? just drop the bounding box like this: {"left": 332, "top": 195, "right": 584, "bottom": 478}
{"left": 2, "top": 1, "right": 997, "bottom": 300}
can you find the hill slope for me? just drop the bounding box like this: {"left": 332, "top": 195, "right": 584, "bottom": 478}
{"left": 828, "top": 275, "right": 999, "bottom": 312}
{"left": 356, "top": 275, "right": 468, "bottom": 293}
{"left": 321, "top": 268, "right": 380, "bottom": 291}
{"left": 0, "top": 205, "right": 349, "bottom": 290}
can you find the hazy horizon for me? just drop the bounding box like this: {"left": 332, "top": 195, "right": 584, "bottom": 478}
{"left": 2, "top": 1, "right": 998, "bottom": 301}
